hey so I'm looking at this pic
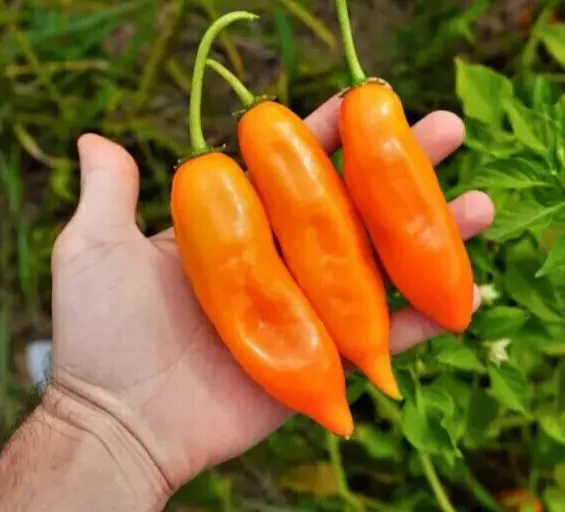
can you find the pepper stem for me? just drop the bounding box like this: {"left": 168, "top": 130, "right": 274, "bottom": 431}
{"left": 205, "top": 59, "right": 256, "bottom": 109}
{"left": 334, "top": 0, "right": 367, "bottom": 86}
{"left": 189, "top": 11, "right": 258, "bottom": 155}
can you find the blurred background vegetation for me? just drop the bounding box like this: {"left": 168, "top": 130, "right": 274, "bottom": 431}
{"left": 3, "top": 0, "right": 565, "bottom": 510}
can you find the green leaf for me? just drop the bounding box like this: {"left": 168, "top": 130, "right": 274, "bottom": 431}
{"left": 545, "top": 487, "right": 565, "bottom": 512}
{"left": 274, "top": 6, "right": 299, "bottom": 104}
{"left": 401, "top": 400, "right": 459, "bottom": 456}
{"left": 504, "top": 98, "right": 554, "bottom": 154}
{"left": 423, "top": 376, "right": 469, "bottom": 443}
{"left": 346, "top": 372, "right": 368, "bottom": 403}
{"left": 529, "top": 74, "right": 561, "bottom": 110}
{"left": 433, "top": 336, "right": 485, "bottom": 372}
{"left": 331, "top": 148, "right": 343, "bottom": 176}
{"left": 355, "top": 425, "right": 400, "bottom": 460}
{"left": 538, "top": 234, "right": 565, "bottom": 277}
{"left": 172, "top": 469, "right": 232, "bottom": 508}
{"left": 465, "top": 387, "right": 500, "bottom": 447}
{"left": 541, "top": 413, "right": 565, "bottom": 446}
{"left": 464, "top": 156, "right": 550, "bottom": 191}
{"left": 464, "top": 119, "right": 520, "bottom": 158}
{"left": 396, "top": 369, "right": 418, "bottom": 403}
{"left": 486, "top": 201, "right": 565, "bottom": 242}
{"left": 533, "top": 430, "right": 565, "bottom": 471}
{"left": 509, "top": 341, "right": 544, "bottom": 377}
{"left": 556, "top": 359, "right": 565, "bottom": 414}
{"left": 455, "top": 58, "right": 513, "bottom": 127}
{"left": 472, "top": 306, "right": 530, "bottom": 340}
{"left": 504, "top": 259, "right": 564, "bottom": 324}
{"left": 554, "top": 463, "right": 565, "bottom": 487}
{"left": 539, "top": 24, "right": 565, "bottom": 69}
{"left": 513, "top": 324, "right": 565, "bottom": 356}
{"left": 488, "top": 363, "right": 529, "bottom": 414}
{"left": 420, "top": 385, "right": 455, "bottom": 416}
{"left": 434, "top": 373, "right": 472, "bottom": 408}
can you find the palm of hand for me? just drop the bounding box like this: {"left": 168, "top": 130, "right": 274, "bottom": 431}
{"left": 53, "top": 220, "right": 285, "bottom": 488}
{"left": 49, "top": 98, "right": 494, "bottom": 490}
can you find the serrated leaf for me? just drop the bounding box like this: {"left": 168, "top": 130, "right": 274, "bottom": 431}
{"left": 504, "top": 98, "right": 551, "bottom": 153}
{"left": 471, "top": 306, "right": 530, "bottom": 339}
{"left": 402, "top": 401, "right": 459, "bottom": 456}
{"left": 539, "top": 24, "right": 565, "bottom": 69}
{"left": 537, "top": 234, "right": 565, "bottom": 277}
{"left": 464, "top": 119, "right": 520, "bottom": 158}
{"left": 486, "top": 201, "right": 565, "bottom": 242}
{"left": 455, "top": 58, "right": 513, "bottom": 127}
{"left": 464, "top": 157, "right": 550, "bottom": 191}
{"left": 433, "top": 336, "right": 485, "bottom": 372}
{"left": 355, "top": 425, "right": 400, "bottom": 460}
{"left": 488, "top": 363, "right": 529, "bottom": 414}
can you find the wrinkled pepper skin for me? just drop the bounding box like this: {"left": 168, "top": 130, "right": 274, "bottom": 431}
{"left": 339, "top": 83, "right": 474, "bottom": 332}
{"left": 238, "top": 101, "right": 400, "bottom": 399}
{"left": 171, "top": 152, "right": 354, "bottom": 437}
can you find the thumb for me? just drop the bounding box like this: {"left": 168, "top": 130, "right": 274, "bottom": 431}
{"left": 73, "top": 134, "right": 140, "bottom": 228}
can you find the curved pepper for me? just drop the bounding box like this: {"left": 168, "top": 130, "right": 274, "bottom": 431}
{"left": 171, "top": 12, "right": 353, "bottom": 437}
{"left": 333, "top": 0, "right": 475, "bottom": 332}
{"left": 206, "top": 59, "right": 400, "bottom": 400}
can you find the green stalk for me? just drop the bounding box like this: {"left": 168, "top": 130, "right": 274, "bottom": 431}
{"left": 188, "top": 11, "right": 258, "bottom": 155}
{"left": 418, "top": 452, "right": 457, "bottom": 512}
{"left": 327, "top": 432, "right": 364, "bottom": 512}
{"left": 334, "top": 0, "right": 367, "bottom": 86}
{"left": 205, "top": 59, "right": 256, "bottom": 109}
{"left": 369, "top": 388, "right": 458, "bottom": 512}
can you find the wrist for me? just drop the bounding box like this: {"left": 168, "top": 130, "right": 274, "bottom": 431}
{"left": 0, "top": 385, "right": 172, "bottom": 511}
{"left": 42, "top": 384, "right": 172, "bottom": 509}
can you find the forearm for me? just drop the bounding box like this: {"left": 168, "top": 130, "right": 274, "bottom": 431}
{"left": 0, "top": 388, "right": 171, "bottom": 512}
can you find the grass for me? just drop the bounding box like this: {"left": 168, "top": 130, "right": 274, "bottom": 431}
{"left": 0, "top": 0, "right": 552, "bottom": 510}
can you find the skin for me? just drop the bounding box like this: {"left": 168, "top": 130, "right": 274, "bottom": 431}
{"left": 0, "top": 96, "right": 494, "bottom": 511}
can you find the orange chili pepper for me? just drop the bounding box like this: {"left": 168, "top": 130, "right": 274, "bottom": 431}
{"left": 206, "top": 58, "right": 401, "bottom": 400}
{"left": 333, "top": 0, "right": 475, "bottom": 333}
{"left": 170, "top": 12, "right": 353, "bottom": 437}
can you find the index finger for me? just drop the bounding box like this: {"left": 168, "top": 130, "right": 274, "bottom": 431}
{"left": 304, "top": 94, "right": 466, "bottom": 165}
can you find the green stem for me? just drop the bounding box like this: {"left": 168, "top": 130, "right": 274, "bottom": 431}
{"left": 368, "top": 388, "right": 458, "bottom": 512}
{"left": 327, "top": 432, "right": 364, "bottom": 512}
{"left": 188, "top": 11, "right": 258, "bottom": 155}
{"left": 418, "top": 452, "right": 457, "bottom": 512}
{"left": 334, "top": 0, "right": 367, "bottom": 86}
{"left": 205, "top": 59, "right": 256, "bottom": 109}
{"left": 518, "top": 0, "right": 561, "bottom": 69}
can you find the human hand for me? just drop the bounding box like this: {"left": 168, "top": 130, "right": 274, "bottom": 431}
{"left": 48, "top": 96, "right": 494, "bottom": 498}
